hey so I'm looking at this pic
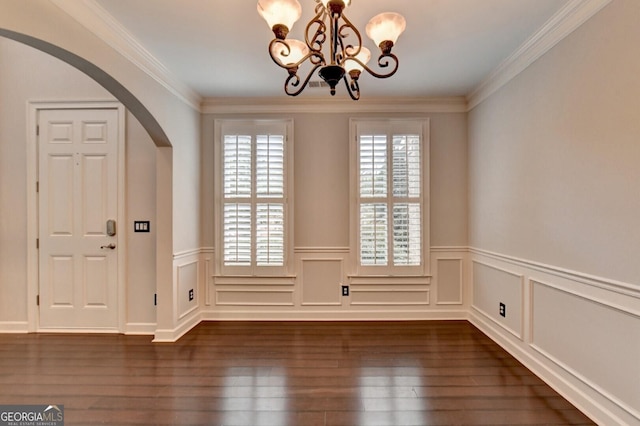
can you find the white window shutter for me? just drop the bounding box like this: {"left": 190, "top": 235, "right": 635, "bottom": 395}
{"left": 219, "top": 121, "right": 290, "bottom": 273}
{"left": 355, "top": 120, "right": 425, "bottom": 273}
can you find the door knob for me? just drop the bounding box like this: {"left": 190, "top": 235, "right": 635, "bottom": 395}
{"left": 100, "top": 244, "right": 116, "bottom": 250}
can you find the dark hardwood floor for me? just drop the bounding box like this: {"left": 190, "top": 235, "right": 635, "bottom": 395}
{"left": 0, "top": 321, "right": 594, "bottom": 425}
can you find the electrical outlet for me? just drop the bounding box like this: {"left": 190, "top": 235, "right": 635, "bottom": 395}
{"left": 188, "top": 289, "right": 194, "bottom": 301}
{"left": 499, "top": 302, "right": 506, "bottom": 317}
{"left": 341, "top": 285, "right": 349, "bottom": 296}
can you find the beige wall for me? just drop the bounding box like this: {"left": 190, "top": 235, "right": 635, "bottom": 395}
{"left": 469, "top": 0, "right": 640, "bottom": 285}
{"left": 0, "top": 38, "right": 157, "bottom": 327}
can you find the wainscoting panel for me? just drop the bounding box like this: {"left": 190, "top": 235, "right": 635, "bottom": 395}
{"left": 300, "top": 258, "right": 343, "bottom": 306}
{"left": 216, "top": 288, "right": 295, "bottom": 306}
{"left": 472, "top": 260, "right": 524, "bottom": 339}
{"left": 469, "top": 248, "right": 640, "bottom": 426}
{"left": 436, "top": 258, "right": 463, "bottom": 305}
{"left": 531, "top": 280, "right": 640, "bottom": 421}
{"left": 176, "top": 259, "right": 198, "bottom": 320}
{"left": 351, "top": 287, "right": 430, "bottom": 305}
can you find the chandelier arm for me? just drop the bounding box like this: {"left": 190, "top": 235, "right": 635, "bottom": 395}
{"left": 337, "top": 14, "right": 363, "bottom": 64}
{"left": 284, "top": 62, "right": 323, "bottom": 96}
{"left": 268, "top": 40, "right": 324, "bottom": 70}
{"left": 360, "top": 53, "right": 400, "bottom": 79}
{"left": 305, "top": 8, "right": 327, "bottom": 52}
{"left": 344, "top": 76, "right": 360, "bottom": 101}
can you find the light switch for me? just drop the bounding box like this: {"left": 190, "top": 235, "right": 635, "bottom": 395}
{"left": 134, "top": 221, "right": 150, "bottom": 232}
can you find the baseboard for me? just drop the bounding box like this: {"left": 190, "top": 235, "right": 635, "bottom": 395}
{"left": 35, "top": 328, "right": 120, "bottom": 334}
{"left": 200, "top": 309, "right": 468, "bottom": 321}
{"left": 469, "top": 310, "right": 633, "bottom": 426}
{"left": 124, "top": 322, "right": 156, "bottom": 335}
{"left": 152, "top": 311, "right": 201, "bottom": 343}
{"left": 0, "top": 321, "right": 29, "bottom": 333}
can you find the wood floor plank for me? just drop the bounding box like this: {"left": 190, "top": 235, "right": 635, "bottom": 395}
{"left": 0, "top": 321, "right": 594, "bottom": 425}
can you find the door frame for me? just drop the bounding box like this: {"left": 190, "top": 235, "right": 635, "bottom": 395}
{"left": 27, "top": 100, "right": 126, "bottom": 332}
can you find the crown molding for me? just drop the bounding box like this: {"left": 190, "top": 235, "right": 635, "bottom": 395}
{"left": 50, "top": 0, "right": 201, "bottom": 111}
{"left": 201, "top": 96, "right": 468, "bottom": 115}
{"left": 467, "top": 0, "right": 612, "bottom": 110}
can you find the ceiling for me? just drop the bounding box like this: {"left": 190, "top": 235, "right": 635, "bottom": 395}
{"left": 86, "top": 0, "right": 569, "bottom": 100}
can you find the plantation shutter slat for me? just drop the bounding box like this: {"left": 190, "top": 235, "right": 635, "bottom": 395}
{"left": 360, "top": 203, "right": 388, "bottom": 265}
{"left": 223, "top": 203, "right": 252, "bottom": 265}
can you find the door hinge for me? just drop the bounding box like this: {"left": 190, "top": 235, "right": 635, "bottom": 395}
{"left": 36, "top": 125, "right": 40, "bottom": 136}
{"left": 36, "top": 238, "right": 39, "bottom": 249}
{"left": 36, "top": 181, "right": 39, "bottom": 193}
{"left": 36, "top": 295, "right": 40, "bottom": 306}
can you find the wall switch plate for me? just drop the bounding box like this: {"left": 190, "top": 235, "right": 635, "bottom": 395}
{"left": 342, "top": 285, "right": 349, "bottom": 296}
{"left": 499, "top": 302, "right": 506, "bottom": 317}
{"left": 134, "top": 221, "right": 150, "bottom": 232}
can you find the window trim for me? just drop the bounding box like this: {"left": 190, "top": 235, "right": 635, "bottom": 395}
{"left": 349, "top": 118, "right": 430, "bottom": 277}
{"left": 214, "top": 119, "right": 294, "bottom": 277}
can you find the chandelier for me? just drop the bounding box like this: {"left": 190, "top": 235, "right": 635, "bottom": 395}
{"left": 257, "top": 0, "right": 406, "bottom": 100}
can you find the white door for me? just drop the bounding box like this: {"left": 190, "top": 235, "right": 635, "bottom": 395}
{"left": 38, "top": 108, "right": 120, "bottom": 330}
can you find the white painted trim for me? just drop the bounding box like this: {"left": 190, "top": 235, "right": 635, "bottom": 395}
{"left": 50, "top": 0, "right": 201, "bottom": 111}
{"left": 124, "top": 322, "right": 156, "bottom": 335}
{"left": 204, "top": 255, "right": 213, "bottom": 307}
{"left": 299, "top": 257, "right": 345, "bottom": 306}
{"left": 173, "top": 248, "right": 202, "bottom": 260}
{"left": 0, "top": 322, "right": 29, "bottom": 333}
{"left": 202, "top": 96, "right": 468, "bottom": 114}
{"left": 470, "top": 247, "right": 639, "bottom": 298}
{"left": 528, "top": 282, "right": 640, "bottom": 422}
{"left": 467, "top": 0, "right": 612, "bottom": 110}
{"left": 295, "top": 247, "right": 350, "bottom": 254}
{"left": 215, "top": 289, "right": 295, "bottom": 306}
{"left": 435, "top": 257, "right": 464, "bottom": 306}
{"left": 469, "top": 311, "right": 627, "bottom": 426}
{"left": 349, "top": 276, "right": 431, "bottom": 285}
{"left": 153, "top": 311, "right": 201, "bottom": 343}
{"left": 430, "top": 246, "right": 469, "bottom": 253}
{"left": 176, "top": 259, "right": 199, "bottom": 320}
{"left": 530, "top": 278, "right": 640, "bottom": 318}
{"left": 201, "top": 309, "right": 467, "bottom": 321}
{"left": 26, "top": 100, "right": 126, "bottom": 333}
{"left": 350, "top": 289, "right": 430, "bottom": 306}
{"left": 116, "top": 104, "right": 127, "bottom": 333}
{"left": 471, "top": 260, "right": 525, "bottom": 340}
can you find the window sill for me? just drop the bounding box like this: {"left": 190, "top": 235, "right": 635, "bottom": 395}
{"left": 348, "top": 274, "right": 431, "bottom": 285}
{"left": 213, "top": 275, "right": 296, "bottom": 286}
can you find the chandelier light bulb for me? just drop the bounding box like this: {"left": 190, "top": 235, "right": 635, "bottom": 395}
{"left": 366, "top": 12, "right": 406, "bottom": 49}
{"left": 344, "top": 46, "right": 371, "bottom": 75}
{"left": 271, "top": 39, "right": 309, "bottom": 66}
{"left": 257, "top": 0, "right": 302, "bottom": 39}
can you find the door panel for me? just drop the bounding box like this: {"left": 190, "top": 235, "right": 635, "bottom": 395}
{"left": 38, "top": 108, "right": 119, "bottom": 330}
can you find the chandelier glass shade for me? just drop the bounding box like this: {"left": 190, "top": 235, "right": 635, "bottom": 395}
{"left": 257, "top": 0, "right": 406, "bottom": 100}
